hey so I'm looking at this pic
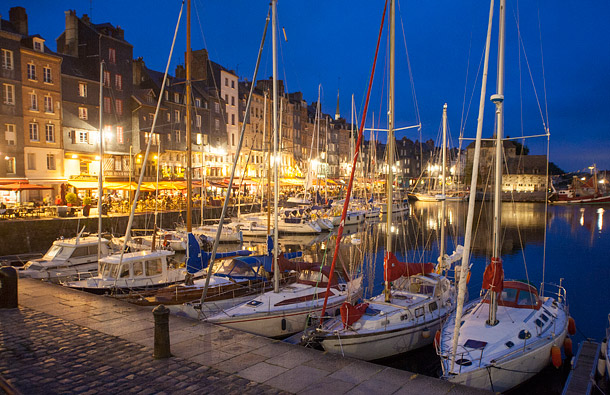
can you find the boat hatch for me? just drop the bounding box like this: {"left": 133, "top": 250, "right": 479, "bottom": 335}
{"left": 455, "top": 358, "right": 472, "bottom": 366}
{"left": 246, "top": 300, "right": 263, "bottom": 307}
{"left": 364, "top": 306, "right": 382, "bottom": 316}
{"left": 464, "top": 339, "right": 487, "bottom": 350}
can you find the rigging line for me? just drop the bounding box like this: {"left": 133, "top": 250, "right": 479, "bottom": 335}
{"left": 397, "top": 0, "right": 421, "bottom": 127}
{"left": 511, "top": 9, "right": 547, "bottom": 134}
{"left": 541, "top": 131, "right": 549, "bottom": 295}
{"left": 517, "top": 0, "right": 525, "bottom": 142}
{"left": 192, "top": 0, "right": 227, "bottom": 128}
{"left": 459, "top": 31, "right": 474, "bottom": 136}
{"left": 537, "top": 6, "right": 550, "bottom": 133}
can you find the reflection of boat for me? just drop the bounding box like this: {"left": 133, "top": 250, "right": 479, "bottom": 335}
{"left": 438, "top": 2, "right": 569, "bottom": 391}
{"left": 411, "top": 192, "right": 468, "bottom": 202}
{"left": 606, "top": 314, "right": 610, "bottom": 378}
{"left": 20, "top": 235, "right": 111, "bottom": 282}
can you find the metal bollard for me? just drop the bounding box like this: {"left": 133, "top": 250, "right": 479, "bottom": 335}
{"left": 0, "top": 266, "right": 18, "bottom": 309}
{"left": 152, "top": 304, "right": 171, "bottom": 359}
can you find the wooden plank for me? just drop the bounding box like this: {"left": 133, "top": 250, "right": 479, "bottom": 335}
{"left": 562, "top": 341, "right": 601, "bottom": 395}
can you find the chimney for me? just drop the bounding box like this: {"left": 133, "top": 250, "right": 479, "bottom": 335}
{"left": 133, "top": 57, "right": 144, "bottom": 86}
{"left": 81, "top": 14, "right": 90, "bottom": 25}
{"left": 63, "top": 10, "right": 78, "bottom": 57}
{"left": 9, "top": 7, "right": 28, "bottom": 36}
{"left": 191, "top": 49, "right": 208, "bottom": 81}
{"left": 175, "top": 64, "right": 185, "bottom": 79}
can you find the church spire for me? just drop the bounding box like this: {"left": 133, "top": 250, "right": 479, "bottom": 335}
{"left": 335, "top": 88, "right": 340, "bottom": 120}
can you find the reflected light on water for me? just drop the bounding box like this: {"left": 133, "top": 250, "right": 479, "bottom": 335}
{"left": 597, "top": 208, "right": 604, "bottom": 232}
{"left": 580, "top": 208, "right": 585, "bottom": 227}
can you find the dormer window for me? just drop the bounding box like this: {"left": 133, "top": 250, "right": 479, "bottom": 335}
{"left": 33, "top": 38, "right": 44, "bottom": 53}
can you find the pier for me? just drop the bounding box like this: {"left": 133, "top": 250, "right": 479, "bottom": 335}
{"left": 0, "top": 278, "right": 489, "bottom": 394}
{"left": 561, "top": 340, "right": 601, "bottom": 395}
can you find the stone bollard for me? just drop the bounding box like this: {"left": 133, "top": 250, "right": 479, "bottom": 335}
{"left": 0, "top": 266, "right": 18, "bottom": 309}
{"left": 152, "top": 304, "right": 171, "bottom": 359}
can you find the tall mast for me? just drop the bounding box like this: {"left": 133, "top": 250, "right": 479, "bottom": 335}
{"left": 185, "top": 0, "right": 193, "bottom": 232}
{"left": 439, "top": 103, "right": 447, "bottom": 268}
{"left": 488, "top": 0, "right": 506, "bottom": 326}
{"left": 272, "top": 0, "right": 279, "bottom": 293}
{"left": 384, "top": 0, "right": 395, "bottom": 303}
{"left": 97, "top": 61, "right": 104, "bottom": 260}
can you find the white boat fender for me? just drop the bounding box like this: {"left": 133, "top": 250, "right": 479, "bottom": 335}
{"left": 422, "top": 328, "right": 431, "bottom": 339}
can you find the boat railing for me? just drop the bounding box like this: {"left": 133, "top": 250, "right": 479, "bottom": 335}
{"left": 539, "top": 281, "right": 568, "bottom": 306}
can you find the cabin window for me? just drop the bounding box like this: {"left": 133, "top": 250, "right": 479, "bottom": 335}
{"left": 429, "top": 301, "right": 438, "bottom": 312}
{"left": 119, "top": 265, "right": 130, "bottom": 278}
{"left": 145, "top": 259, "right": 163, "bottom": 276}
{"left": 535, "top": 319, "right": 544, "bottom": 328}
{"left": 414, "top": 307, "right": 425, "bottom": 318}
{"left": 133, "top": 261, "right": 144, "bottom": 277}
{"left": 540, "top": 314, "right": 549, "bottom": 322}
{"left": 517, "top": 290, "right": 536, "bottom": 306}
{"left": 500, "top": 288, "right": 518, "bottom": 303}
{"left": 43, "top": 245, "right": 63, "bottom": 259}
{"left": 109, "top": 263, "right": 120, "bottom": 279}
{"left": 87, "top": 245, "right": 98, "bottom": 255}
{"left": 72, "top": 247, "right": 90, "bottom": 257}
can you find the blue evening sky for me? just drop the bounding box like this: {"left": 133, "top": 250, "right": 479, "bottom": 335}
{"left": 5, "top": 1, "right": 609, "bottom": 171}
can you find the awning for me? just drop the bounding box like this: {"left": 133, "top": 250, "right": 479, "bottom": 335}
{"left": 280, "top": 178, "right": 305, "bottom": 186}
{"left": 0, "top": 182, "right": 53, "bottom": 191}
{"left": 67, "top": 180, "right": 155, "bottom": 191}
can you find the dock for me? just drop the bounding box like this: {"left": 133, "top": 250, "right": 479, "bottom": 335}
{"left": 0, "top": 278, "right": 490, "bottom": 394}
{"left": 562, "top": 340, "right": 601, "bottom": 395}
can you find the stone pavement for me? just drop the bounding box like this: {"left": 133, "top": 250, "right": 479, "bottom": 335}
{"left": 0, "top": 279, "right": 491, "bottom": 394}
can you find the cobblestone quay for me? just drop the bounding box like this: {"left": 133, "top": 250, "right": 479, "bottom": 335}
{"left": 0, "top": 279, "right": 490, "bottom": 394}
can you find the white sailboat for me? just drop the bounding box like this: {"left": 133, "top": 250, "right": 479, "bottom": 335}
{"left": 308, "top": 5, "right": 458, "bottom": 358}
{"left": 437, "top": 1, "right": 569, "bottom": 392}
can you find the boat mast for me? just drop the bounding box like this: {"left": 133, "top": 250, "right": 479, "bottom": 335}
{"left": 97, "top": 61, "right": 104, "bottom": 260}
{"left": 272, "top": 0, "right": 280, "bottom": 293}
{"left": 488, "top": 0, "right": 506, "bottom": 326}
{"left": 185, "top": 0, "right": 193, "bottom": 233}
{"left": 439, "top": 104, "right": 447, "bottom": 269}
{"left": 384, "top": 0, "right": 395, "bottom": 303}
{"left": 261, "top": 91, "right": 267, "bottom": 211}
{"left": 451, "top": 0, "right": 495, "bottom": 371}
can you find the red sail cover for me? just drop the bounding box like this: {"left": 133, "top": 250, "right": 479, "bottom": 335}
{"left": 384, "top": 251, "right": 434, "bottom": 283}
{"left": 482, "top": 257, "right": 504, "bottom": 294}
{"left": 340, "top": 302, "right": 369, "bottom": 327}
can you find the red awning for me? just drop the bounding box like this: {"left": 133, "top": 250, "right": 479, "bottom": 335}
{"left": 0, "top": 182, "right": 53, "bottom": 191}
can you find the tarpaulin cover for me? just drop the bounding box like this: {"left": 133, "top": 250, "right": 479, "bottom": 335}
{"left": 383, "top": 251, "right": 434, "bottom": 283}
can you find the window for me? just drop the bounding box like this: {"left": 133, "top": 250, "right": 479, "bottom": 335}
{"left": 196, "top": 114, "right": 201, "bottom": 128}
{"left": 116, "top": 126, "right": 124, "bottom": 144}
{"left": 115, "top": 74, "right": 122, "bottom": 90}
{"left": 78, "top": 107, "right": 88, "bottom": 120}
{"left": 231, "top": 80, "right": 235, "bottom": 88}
{"left": 103, "top": 71, "right": 110, "bottom": 87}
{"left": 225, "top": 94, "right": 228, "bottom": 102}
{"left": 214, "top": 119, "right": 220, "bottom": 131}
{"left": 5, "top": 124, "right": 15, "bottom": 145}
{"left": 174, "top": 110, "right": 180, "bottom": 122}
{"left": 78, "top": 131, "right": 88, "bottom": 144}
{"left": 6, "top": 157, "right": 15, "bottom": 174}
{"left": 44, "top": 96, "right": 53, "bottom": 113}
{"left": 3, "top": 84, "right": 14, "bottom": 105}
{"left": 166, "top": 112, "right": 171, "bottom": 122}
{"left": 47, "top": 154, "right": 56, "bottom": 170}
{"left": 203, "top": 134, "right": 208, "bottom": 145}
{"left": 29, "top": 92, "right": 38, "bottom": 110}
{"left": 33, "top": 39, "right": 43, "bottom": 52}
{"left": 145, "top": 260, "right": 163, "bottom": 276}
{"left": 43, "top": 67, "right": 52, "bottom": 83}
{"left": 232, "top": 134, "right": 235, "bottom": 146}
{"left": 195, "top": 98, "right": 201, "bottom": 107}
{"left": 174, "top": 130, "right": 181, "bottom": 142}
{"left": 174, "top": 93, "right": 179, "bottom": 103}
{"left": 214, "top": 102, "right": 220, "bottom": 113}
{"left": 231, "top": 96, "right": 235, "bottom": 106}
{"left": 164, "top": 91, "right": 169, "bottom": 101}
{"left": 27, "top": 153, "right": 36, "bottom": 170}
{"left": 104, "top": 97, "right": 112, "bottom": 113}
{"left": 108, "top": 48, "right": 116, "bottom": 63}
{"left": 225, "top": 78, "right": 228, "bottom": 86}
{"left": 29, "top": 123, "right": 39, "bottom": 141}
{"left": 45, "top": 124, "right": 55, "bottom": 142}
{"left": 196, "top": 133, "right": 202, "bottom": 145}
{"left": 231, "top": 114, "right": 235, "bottom": 125}
{"left": 27, "top": 63, "right": 36, "bottom": 80}
{"left": 116, "top": 99, "right": 123, "bottom": 115}
{"left": 114, "top": 157, "right": 122, "bottom": 171}
{"left": 1, "top": 49, "right": 13, "bottom": 70}
{"left": 78, "top": 82, "right": 87, "bottom": 97}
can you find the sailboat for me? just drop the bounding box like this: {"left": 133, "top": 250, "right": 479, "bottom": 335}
{"left": 437, "top": 1, "right": 569, "bottom": 392}
{"left": 307, "top": 3, "right": 459, "bottom": 357}
{"left": 202, "top": 0, "right": 361, "bottom": 338}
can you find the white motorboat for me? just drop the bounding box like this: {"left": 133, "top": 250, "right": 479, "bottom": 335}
{"left": 64, "top": 249, "right": 195, "bottom": 294}
{"left": 19, "top": 236, "right": 112, "bottom": 282}
{"left": 204, "top": 265, "right": 362, "bottom": 338}
{"left": 192, "top": 223, "right": 243, "bottom": 243}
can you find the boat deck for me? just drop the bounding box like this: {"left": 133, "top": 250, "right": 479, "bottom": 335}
{"left": 0, "top": 278, "right": 490, "bottom": 394}
{"left": 561, "top": 340, "right": 601, "bottom": 395}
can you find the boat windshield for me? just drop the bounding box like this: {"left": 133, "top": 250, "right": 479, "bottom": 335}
{"left": 100, "top": 262, "right": 120, "bottom": 279}
{"left": 43, "top": 245, "right": 64, "bottom": 260}
{"left": 401, "top": 277, "right": 436, "bottom": 296}
{"left": 483, "top": 281, "right": 541, "bottom": 309}
{"left": 215, "top": 259, "right": 256, "bottom": 278}
{"left": 297, "top": 269, "right": 328, "bottom": 286}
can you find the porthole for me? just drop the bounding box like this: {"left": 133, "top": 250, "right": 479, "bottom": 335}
{"left": 540, "top": 314, "right": 549, "bottom": 322}
{"left": 518, "top": 329, "right": 532, "bottom": 340}
{"left": 505, "top": 341, "right": 514, "bottom": 348}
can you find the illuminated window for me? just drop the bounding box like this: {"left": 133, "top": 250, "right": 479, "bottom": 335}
{"left": 45, "top": 124, "right": 55, "bottom": 142}
{"left": 43, "top": 67, "right": 52, "bottom": 83}
{"left": 29, "top": 92, "right": 38, "bottom": 111}
{"left": 47, "top": 154, "right": 56, "bottom": 170}
{"left": 29, "top": 123, "right": 39, "bottom": 141}
{"left": 117, "top": 126, "right": 124, "bottom": 144}
{"left": 116, "top": 99, "right": 123, "bottom": 115}
{"left": 3, "top": 84, "right": 14, "bottom": 105}
{"left": 78, "top": 82, "right": 87, "bottom": 97}
{"left": 104, "top": 97, "right": 112, "bottom": 113}
{"left": 108, "top": 48, "right": 116, "bottom": 64}
{"left": 27, "top": 63, "right": 36, "bottom": 80}
{"left": 44, "top": 96, "right": 53, "bottom": 113}
{"left": 79, "top": 107, "right": 88, "bottom": 120}
{"left": 115, "top": 74, "right": 122, "bottom": 90}
{"left": 1, "top": 49, "right": 13, "bottom": 70}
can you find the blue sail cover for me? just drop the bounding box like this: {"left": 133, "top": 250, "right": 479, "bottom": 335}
{"left": 186, "top": 233, "right": 202, "bottom": 274}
